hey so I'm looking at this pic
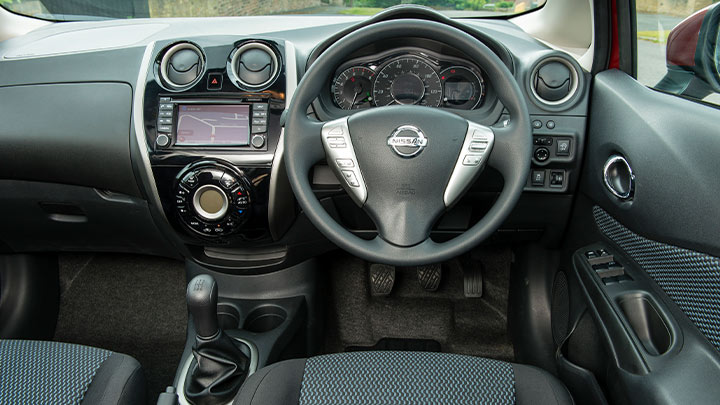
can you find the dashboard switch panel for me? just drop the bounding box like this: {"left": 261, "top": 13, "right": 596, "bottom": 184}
{"left": 175, "top": 162, "right": 252, "bottom": 237}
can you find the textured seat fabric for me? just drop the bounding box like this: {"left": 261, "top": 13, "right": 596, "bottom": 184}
{"left": 0, "top": 340, "right": 146, "bottom": 405}
{"left": 234, "top": 351, "right": 573, "bottom": 405}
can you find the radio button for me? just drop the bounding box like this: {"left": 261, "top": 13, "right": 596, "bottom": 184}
{"left": 156, "top": 134, "right": 170, "bottom": 147}
{"left": 251, "top": 135, "right": 266, "bottom": 148}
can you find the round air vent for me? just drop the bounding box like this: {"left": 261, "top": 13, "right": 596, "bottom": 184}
{"left": 159, "top": 42, "right": 205, "bottom": 90}
{"left": 530, "top": 56, "right": 579, "bottom": 106}
{"left": 228, "top": 42, "right": 280, "bottom": 90}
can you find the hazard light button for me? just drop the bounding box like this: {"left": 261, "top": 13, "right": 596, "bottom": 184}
{"left": 207, "top": 73, "right": 223, "bottom": 90}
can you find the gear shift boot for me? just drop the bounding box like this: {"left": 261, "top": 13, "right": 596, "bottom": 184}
{"left": 184, "top": 275, "right": 251, "bottom": 405}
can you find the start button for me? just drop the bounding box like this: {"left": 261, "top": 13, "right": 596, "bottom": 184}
{"left": 192, "top": 184, "right": 228, "bottom": 221}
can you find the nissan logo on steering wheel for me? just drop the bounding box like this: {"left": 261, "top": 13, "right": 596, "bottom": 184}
{"left": 387, "top": 125, "right": 428, "bottom": 158}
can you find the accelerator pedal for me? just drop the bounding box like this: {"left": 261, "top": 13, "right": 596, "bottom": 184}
{"left": 463, "top": 260, "right": 484, "bottom": 298}
{"left": 369, "top": 263, "right": 395, "bottom": 296}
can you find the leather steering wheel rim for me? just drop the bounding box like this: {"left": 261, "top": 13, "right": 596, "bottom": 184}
{"left": 284, "top": 19, "right": 531, "bottom": 266}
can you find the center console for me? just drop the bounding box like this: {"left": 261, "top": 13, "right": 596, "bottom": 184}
{"left": 142, "top": 36, "right": 295, "bottom": 264}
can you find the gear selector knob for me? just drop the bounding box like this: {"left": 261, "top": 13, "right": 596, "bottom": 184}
{"left": 186, "top": 274, "right": 219, "bottom": 339}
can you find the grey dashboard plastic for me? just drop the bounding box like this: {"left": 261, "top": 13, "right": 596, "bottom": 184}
{"left": 0, "top": 82, "right": 139, "bottom": 197}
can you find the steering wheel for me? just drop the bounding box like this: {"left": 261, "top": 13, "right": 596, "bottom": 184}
{"left": 284, "top": 19, "right": 531, "bottom": 266}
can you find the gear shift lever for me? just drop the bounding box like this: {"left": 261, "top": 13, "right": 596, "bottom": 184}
{"left": 187, "top": 274, "right": 219, "bottom": 339}
{"left": 184, "top": 275, "right": 250, "bottom": 405}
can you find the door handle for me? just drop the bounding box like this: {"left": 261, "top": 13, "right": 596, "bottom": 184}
{"left": 603, "top": 155, "right": 635, "bottom": 200}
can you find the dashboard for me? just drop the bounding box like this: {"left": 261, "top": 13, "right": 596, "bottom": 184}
{"left": 0, "top": 8, "right": 590, "bottom": 273}
{"left": 331, "top": 49, "right": 485, "bottom": 110}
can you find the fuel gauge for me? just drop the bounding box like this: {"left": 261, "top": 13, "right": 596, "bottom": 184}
{"left": 440, "top": 66, "right": 484, "bottom": 110}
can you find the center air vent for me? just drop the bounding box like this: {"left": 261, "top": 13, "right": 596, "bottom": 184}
{"left": 530, "top": 56, "right": 579, "bottom": 106}
{"left": 159, "top": 42, "right": 205, "bottom": 90}
{"left": 228, "top": 42, "right": 280, "bottom": 90}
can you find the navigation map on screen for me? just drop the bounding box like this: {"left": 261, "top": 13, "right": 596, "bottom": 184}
{"left": 175, "top": 104, "right": 250, "bottom": 146}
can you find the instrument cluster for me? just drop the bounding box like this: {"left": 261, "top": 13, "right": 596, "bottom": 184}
{"left": 331, "top": 51, "right": 485, "bottom": 111}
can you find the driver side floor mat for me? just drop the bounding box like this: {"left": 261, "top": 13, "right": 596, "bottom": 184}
{"left": 322, "top": 248, "right": 514, "bottom": 361}
{"left": 53, "top": 254, "right": 187, "bottom": 403}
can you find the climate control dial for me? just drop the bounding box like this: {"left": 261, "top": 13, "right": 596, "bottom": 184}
{"left": 175, "top": 162, "right": 252, "bottom": 237}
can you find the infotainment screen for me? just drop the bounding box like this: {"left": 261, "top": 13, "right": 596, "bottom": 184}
{"left": 175, "top": 104, "right": 250, "bottom": 146}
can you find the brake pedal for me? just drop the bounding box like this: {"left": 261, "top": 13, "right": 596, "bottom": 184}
{"left": 369, "top": 263, "right": 395, "bottom": 296}
{"left": 463, "top": 261, "right": 484, "bottom": 298}
{"left": 417, "top": 264, "right": 442, "bottom": 292}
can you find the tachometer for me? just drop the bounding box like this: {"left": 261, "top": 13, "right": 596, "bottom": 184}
{"left": 373, "top": 57, "right": 442, "bottom": 107}
{"left": 439, "top": 66, "right": 484, "bottom": 110}
{"left": 332, "top": 66, "right": 375, "bottom": 110}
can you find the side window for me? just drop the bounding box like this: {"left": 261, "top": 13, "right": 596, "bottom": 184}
{"left": 636, "top": 1, "right": 720, "bottom": 105}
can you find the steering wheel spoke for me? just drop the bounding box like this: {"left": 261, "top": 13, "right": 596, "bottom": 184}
{"left": 443, "top": 121, "right": 495, "bottom": 207}
{"left": 321, "top": 117, "right": 368, "bottom": 206}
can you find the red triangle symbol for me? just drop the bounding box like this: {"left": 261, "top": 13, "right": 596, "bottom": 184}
{"left": 211, "top": 78, "right": 218, "bottom": 84}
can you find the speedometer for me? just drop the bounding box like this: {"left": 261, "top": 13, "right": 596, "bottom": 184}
{"left": 373, "top": 57, "right": 442, "bottom": 107}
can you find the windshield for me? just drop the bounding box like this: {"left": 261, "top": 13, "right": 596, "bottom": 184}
{"left": 1, "top": 0, "right": 545, "bottom": 22}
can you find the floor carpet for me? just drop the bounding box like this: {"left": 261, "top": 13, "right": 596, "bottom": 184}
{"left": 53, "top": 254, "right": 187, "bottom": 403}
{"left": 322, "top": 248, "right": 514, "bottom": 361}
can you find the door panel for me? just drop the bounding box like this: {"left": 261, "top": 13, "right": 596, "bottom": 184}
{"left": 563, "top": 69, "right": 720, "bottom": 405}
{"left": 584, "top": 70, "right": 720, "bottom": 257}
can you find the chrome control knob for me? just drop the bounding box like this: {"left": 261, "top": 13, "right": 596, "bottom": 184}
{"left": 251, "top": 134, "right": 265, "bottom": 148}
{"left": 156, "top": 134, "right": 170, "bottom": 147}
{"left": 192, "top": 184, "right": 229, "bottom": 221}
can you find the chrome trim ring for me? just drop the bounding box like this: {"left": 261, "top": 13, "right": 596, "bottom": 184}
{"left": 159, "top": 42, "right": 206, "bottom": 91}
{"left": 603, "top": 155, "right": 635, "bottom": 200}
{"left": 530, "top": 56, "right": 580, "bottom": 106}
{"left": 229, "top": 42, "right": 280, "bottom": 91}
{"left": 192, "top": 184, "right": 229, "bottom": 221}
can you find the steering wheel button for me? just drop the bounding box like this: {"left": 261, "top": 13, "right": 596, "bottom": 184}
{"left": 341, "top": 170, "right": 360, "bottom": 187}
{"left": 336, "top": 159, "right": 355, "bottom": 168}
{"left": 462, "top": 154, "right": 482, "bottom": 166}
{"left": 469, "top": 141, "right": 488, "bottom": 152}
{"left": 471, "top": 131, "right": 488, "bottom": 140}
{"left": 328, "top": 126, "right": 344, "bottom": 135}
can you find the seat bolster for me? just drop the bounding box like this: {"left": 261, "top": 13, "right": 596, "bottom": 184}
{"left": 81, "top": 352, "right": 146, "bottom": 405}
{"left": 234, "top": 358, "right": 306, "bottom": 405}
{"left": 513, "top": 364, "right": 574, "bottom": 405}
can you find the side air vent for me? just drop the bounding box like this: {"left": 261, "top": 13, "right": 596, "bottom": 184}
{"left": 228, "top": 42, "right": 280, "bottom": 91}
{"left": 159, "top": 42, "right": 205, "bottom": 91}
{"left": 530, "top": 56, "right": 579, "bottom": 106}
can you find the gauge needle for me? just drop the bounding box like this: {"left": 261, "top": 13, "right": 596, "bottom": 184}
{"left": 350, "top": 90, "right": 360, "bottom": 108}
